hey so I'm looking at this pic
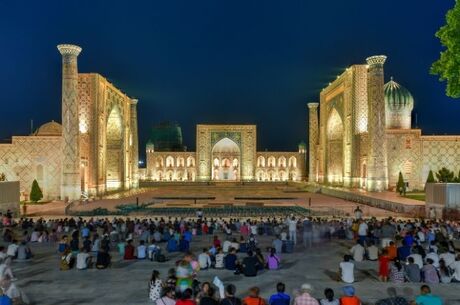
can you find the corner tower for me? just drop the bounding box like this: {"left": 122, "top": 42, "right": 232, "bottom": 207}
{"left": 58, "top": 44, "right": 82, "bottom": 201}
{"left": 366, "top": 55, "right": 388, "bottom": 191}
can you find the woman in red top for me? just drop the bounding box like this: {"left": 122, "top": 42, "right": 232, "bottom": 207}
{"left": 176, "top": 288, "right": 196, "bottom": 305}
{"left": 213, "top": 236, "right": 221, "bottom": 248}
{"left": 123, "top": 240, "right": 136, "bottom": 260}
{"left": 378, "top": 248, "right": 390, "bottom": 282}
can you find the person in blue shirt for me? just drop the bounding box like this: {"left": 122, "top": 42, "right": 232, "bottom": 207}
{"left": 224, "top": 248, "right": 238, "bottom": 271}
{"left": 397, "top": 240, "right": 412, "bottom": 261}
{"left": 268, "top": 282, "right": 290, "bottom": 305}
{"left": 415, "top": 285, "right": 442, "bottom": 305}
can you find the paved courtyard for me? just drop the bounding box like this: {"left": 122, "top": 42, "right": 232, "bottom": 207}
{"left": 10, "top": 232, "right": 459, "bottom": 305}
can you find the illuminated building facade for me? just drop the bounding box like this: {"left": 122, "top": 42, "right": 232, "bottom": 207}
{"left": 0, "top": 44, "right": 139, "bottom": 201}
{"left": 309, "top": 55, "right": 460, "bottom": 191}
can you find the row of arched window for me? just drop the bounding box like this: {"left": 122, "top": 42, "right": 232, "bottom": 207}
{"left": 256, "top": 156, "right": 297, "bottom": 168}
{"left": 154, "top": 156, "right": 195, "bottom": 168}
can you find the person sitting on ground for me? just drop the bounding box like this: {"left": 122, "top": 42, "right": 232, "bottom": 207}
{"left": 156, "top": 287, "right": 175, "bottom": 305}
{"left": 198, "top": 248, "right": 212, "bottom": 270}
{"left": 6, "top": 241, "right": 18, "bottom": 259}
{"left": 320, "top": 288, "right": 339, "bottom": 305}
{"left": 272, "top": 236, "right": 282, "bottom": 255}
{"left": 414, "top": 285, "right": 442, "bottom": 305}
{"left": 0, "top": 290, "right": 12, "bottom": 305}
{"left": 70, "top": 232, "right": 80, "bottom": 253}
{"left": 76, "top": 247, "right": 92, "bottom": 270}
{"left": 224, "top": 248, "right": 238, "bottom": 272}
{"left": 422, "top": 258, "right": 439, "bottom": 284}
{"left": 389, "top": 260, "right": 405, "bottom": 284}
{"left": 199, "top": 286, "right": 218, "bottom": 305}
{"left": 0, "top": 247, "right": 7, "bottom": 262}
{"left": 149, "top": 270, "right": 163, "bottom": 302}
{"left": 124, "top": 239, "right": 136, "bottom": 260}
{"left": 266, "top": 248, "right": 280, "bottom": 270}
{"left": 223, "top": 239, "right": 232, "bottom": 253}
{"left": 242, "top": 251, "right": 259, "bottom": 277}
{"left": 293, "top": 284, "right": 319, "bottom": 305}
{"left": 375, "top": 287, "right": 409, "bottom": 305}
{"left": 137, "top": 240, "right": 147, "bottom": 260}
{"left": 379, "top": 249, "right": 390, "bottom": 282}
{"left": 148, "top": 239, "right": 161, "bottom": 261}
{"left": 397, "top": 240, "right": 412, "bottom": 261}
{"left": 268, "top": 282, "right": 290, "bottom": 305}
{"left": 0, "top": 258, "right": 15, "bottom": 282}
{"left": 350, "top": 240, "right": 365, "bottom": 262}
{"left": 60, "top": 248, "right": 74, "bottom": 271}
{"left": 243, "top": 287, "right": 266, "bottom": 305}
{"left": 404, "top": 256, "right": 421, "bottom": 283}
{"left": 230, "top": 238, "right": 240, "bottom": 252}
{"left": 220, "top": 284, "right": 241, "bottom": 305}
{"left": 176, "top": 288, "right": 196, "bottom": 305}
{"left": 339, "top": 255, "right": 354, "bottom": 284}
{"left": 176, "top": 259, "right": 194, "bottom": 292}
{"left": 0, "top": 275, "right": 20, "bottom": 304}
{"left": 16, "top": 241, "right": 32, "bottom": 261}
{"left": 339, "top": 286, "right": 360, "bottom": 305}
{"left": 438, "top": 259, "right": 452, "bottom": 284}
{"left": 95, "top": 248, "right": 111, "bottom": 269}
{"left": 213, "top": 236, "right": 221, "bottom": 248}
{"left": 215, "top": 248, "right": 225, "bottom": 269}
{"left": 366, "top": 241, "right": 379, "bottom": 261}
{"left": 82, "top": 236, "right": 92, "bottom": 253}
{"left": 255, "top": 248, "right": 265, "bottom": 270}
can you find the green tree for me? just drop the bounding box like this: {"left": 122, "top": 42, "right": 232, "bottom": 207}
{"left": 431, "top": 0, "right": 460, "bottom": 98}
{"left": 397, "top": 172, "right": 406, "bottom": 195}
{"left": 0, "top": 173, "right": 6, "bottom": 181}
{"left": 435, "top": 167, "right": 455, "bottom": 183}
{"left": 30, "top": 179, "right": 43, "bottom": 202}
{"left": 426, "top": 170, "right": 436, "bottom": 184}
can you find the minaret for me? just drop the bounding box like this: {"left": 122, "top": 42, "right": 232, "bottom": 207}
{"left": 57, "top": 44, "right": 82, "bottom": 201}
{"left": 130, "top": 98, "right": 139, "bottom": 188}
{"left": 366, "top": 55, "right": 388, "bottom": 192}
{"left": 307, "top": 103, "right": 319, "bottom": 183}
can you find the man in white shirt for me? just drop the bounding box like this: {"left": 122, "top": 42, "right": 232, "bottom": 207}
{"left": 451, "top": 256, "right": 460, "bottom": 282}
{"left": 349, "top": 241, "right": 365, "bottom": 262}
{"left": 198, "top": 248, "right": 212, "bottom": 270}
{"left": 222, "top": 239, "right": 232, "bottom": 253}
{"left": 287, "top": 216, "right": 297, "bottom": 244}
{"left": 76, "top": 248, "right": 91, "bottom": 270}
{"left": 1, "top": 275, "right": 21, "bottom": 303}
{"left": 439, "top": 251, "right": 456, "bottom": 268}
{"left": 425, "top": 251, "right": 440, "bottom": 268}
{"left": 366, "top": 241, "right": 379, "bottom": 261}
{"left": 339, "top": 255, "right": 354, "bottom": 283}
{"left": 6, "top": 241, "right": 19, "bottom": 259}
{"left": 230, "top": 238, "right": 240, "bottom": 251}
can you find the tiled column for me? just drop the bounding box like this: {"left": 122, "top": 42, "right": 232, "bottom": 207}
{"left": 58, "top": 44, "right": 82, "bottom": 201}
{"left": 308, "top": 103, "right": 319, "bottom": 183}
{"left": 130, "top": 98, "right": 139, "bottom": 188}
{"left": 366, "top": 55, "right": 388, "bottom": 192}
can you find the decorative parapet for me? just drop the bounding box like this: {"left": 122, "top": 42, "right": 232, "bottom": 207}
{"left": 366, "top": 55, "right": 387, "bottom": 67}
{"left": 57, "top": 44, "right": 82, "bottom": 56}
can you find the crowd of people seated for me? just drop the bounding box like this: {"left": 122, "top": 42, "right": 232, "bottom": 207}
{"left": 0, "top": 210, "right": 459, "bottom": 304}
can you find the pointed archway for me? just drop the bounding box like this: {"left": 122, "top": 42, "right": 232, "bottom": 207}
{"left": 211, "top": 137, "right": 240, "bottom": 181}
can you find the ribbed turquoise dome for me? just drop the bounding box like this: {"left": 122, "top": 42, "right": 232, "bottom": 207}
{"left": 384, "top": 77, "right": 414, "bottom": 112}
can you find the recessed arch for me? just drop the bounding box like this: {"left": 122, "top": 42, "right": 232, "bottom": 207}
{"left": 106, "top": 106, "right": 124, "bottom": 190}
{"left": 211, "top": 137, "right": 240, "bottom": 181}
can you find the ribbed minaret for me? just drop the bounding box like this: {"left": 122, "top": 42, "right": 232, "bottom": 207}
{"left": 130, "top": 98, "right": 139, "bottom": 188}
{"left": 366, "top": 55, "right": 388, "bottom": 192}
{"left": 58, "top": 44, "right": 82, "bottom": 201}
{"left": 308, "top": 103, "right": 319, "bottom": 183}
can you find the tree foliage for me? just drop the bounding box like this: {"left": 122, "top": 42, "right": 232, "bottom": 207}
{"left": 30, "top": 179, "right": 43, "bottom": 202}
{"left": 397, "top": 171, "right": 406, "bottom": 195}
{"left": 426, "top": 170, "right": 436, "bottom": 184}
{"left": 0, "top": 173, "right": 6, "bottom": 181}
{"left": 430, "top": 0, "right": 460, "bottom": 98}
{"left": 435, "top": 167, "right": 455, "bottom": 183}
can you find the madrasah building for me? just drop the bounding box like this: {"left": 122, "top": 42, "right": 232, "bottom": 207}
{"left": 308, "top": 55, "right": 460, "bottom": 191}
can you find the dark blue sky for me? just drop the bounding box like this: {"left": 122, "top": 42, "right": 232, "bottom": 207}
{"left": 0, "top": 0, "right": 458, "bottom": 162}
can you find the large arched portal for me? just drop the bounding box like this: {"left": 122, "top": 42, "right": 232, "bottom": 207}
{"left": 326, "top": 108, "right": 344, "bottom": 183}
{"left": 106, "top": 107, "right": 124, "bottom": 190}
{"left": 211, "top": 137, "right": 240, "bottom": 181}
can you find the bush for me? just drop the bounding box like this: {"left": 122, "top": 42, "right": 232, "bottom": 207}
{"left": 426, "top": 170, "right": 436, "bottom": 184}
{"left": 435, "top": 167, "right": 455, "bottom": 183}
{"left": 30, "top": 179, "right": 43, "bottom": 202}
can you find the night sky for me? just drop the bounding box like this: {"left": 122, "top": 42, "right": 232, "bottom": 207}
{"left": 0, "top": 0, "right": 458, "bottom": 162}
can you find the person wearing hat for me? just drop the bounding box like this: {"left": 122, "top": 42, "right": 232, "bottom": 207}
{"left": 293, "top": 284, "right": 319, "bottom": 305}
{"left": 339, "top": 286, "right": 360, "bottom": 305}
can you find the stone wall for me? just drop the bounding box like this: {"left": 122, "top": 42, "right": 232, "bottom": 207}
{"left": 425, "top": 183, "right": 460, "bottom": 219}
{"left": 0, "top": 181, "right": 20, "bottom": 216}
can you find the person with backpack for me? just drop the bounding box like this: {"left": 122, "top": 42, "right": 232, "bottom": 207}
{"left": 243, "top": 287, "right": 266, "bottom": 305}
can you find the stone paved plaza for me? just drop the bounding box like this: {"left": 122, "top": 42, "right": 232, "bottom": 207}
{"left": 10, "top": 230, "right": 460, "bottom": 305}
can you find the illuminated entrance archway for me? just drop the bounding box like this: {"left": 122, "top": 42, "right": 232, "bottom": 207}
{"left": 211, "top": 137, "right": 240, "bottom": 181}
{"left": 326, "top": 108, "right": 343, "bottom": 183}
{"left": 106, "top": 106, "right": 124, "bottom": 190}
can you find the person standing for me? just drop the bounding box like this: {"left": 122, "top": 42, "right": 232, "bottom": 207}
{"left": 149, "top": 270, "right": 163, "bottom": 302}
{"left": 287, "top": 217, "right": 297, "bottom": 245}
{"left": 302, "top": 218, "right": 313, "bottom": 249}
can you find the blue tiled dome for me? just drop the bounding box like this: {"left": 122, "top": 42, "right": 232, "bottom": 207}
{"left": 384, "top": 77, "right": 414, "bottom": 112}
